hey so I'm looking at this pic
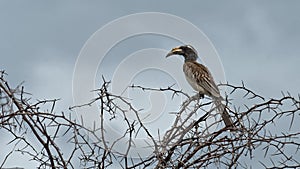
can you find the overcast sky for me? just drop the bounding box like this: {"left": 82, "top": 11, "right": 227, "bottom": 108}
{"left": 1, "top": 1, "right": 300, "bottom": 168}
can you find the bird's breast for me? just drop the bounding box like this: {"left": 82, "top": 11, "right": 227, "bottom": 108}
{"left": 183, "top": 63, "right": 207, "bottom": 94}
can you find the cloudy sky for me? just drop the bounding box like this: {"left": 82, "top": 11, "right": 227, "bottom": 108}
{"left": 1, "top": 1, "right": 299, "bottom": 168}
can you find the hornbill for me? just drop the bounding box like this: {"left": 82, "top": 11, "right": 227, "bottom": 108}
{"left": 166, "top": 45, "right": 234, "bottom": 129}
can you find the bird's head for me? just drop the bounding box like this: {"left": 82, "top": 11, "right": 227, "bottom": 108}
{"left": 166, "top": 45, "right": 198, "bottom": 62}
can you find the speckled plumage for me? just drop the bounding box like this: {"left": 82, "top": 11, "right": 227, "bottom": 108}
{"left": 166, "top": 45, "right": 234, "bottom": 129}
{"left": 183, "top": 61, "right": 221, "bottom": 99}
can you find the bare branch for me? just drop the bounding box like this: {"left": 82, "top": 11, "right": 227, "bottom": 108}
{"left": 1, "top": 70, "right": 299, "bottom": 168}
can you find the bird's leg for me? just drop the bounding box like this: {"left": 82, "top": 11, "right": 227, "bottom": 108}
{"left": 197, "top": 93, "right": 204, "bottom": 99}
{"left": 181, "top": 93, "right": 205, "bottom": 107}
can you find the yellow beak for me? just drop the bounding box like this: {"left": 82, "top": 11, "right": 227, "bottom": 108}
{"left": 166, "top": 47, "right": 182, "bottom": 57}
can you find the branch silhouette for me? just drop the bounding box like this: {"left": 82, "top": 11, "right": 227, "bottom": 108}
{"left": 1, "top": 70, "right": 300, "bottom": 168}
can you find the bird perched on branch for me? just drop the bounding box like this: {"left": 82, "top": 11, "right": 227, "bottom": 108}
{"left": 166, "top": 45, "right": 234, "bottom": 129}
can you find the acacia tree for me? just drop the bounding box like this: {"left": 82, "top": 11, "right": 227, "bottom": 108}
{"left": 1, "top": 70, "right": 299, "bottom": 168}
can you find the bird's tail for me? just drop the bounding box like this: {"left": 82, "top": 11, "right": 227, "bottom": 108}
{"left": 214, "top": 99, "right": 235, "bottom": 129}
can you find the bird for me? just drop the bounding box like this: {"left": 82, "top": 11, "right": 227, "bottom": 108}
{"left": 166, "top": 45, "right": 234, "bottom": 129}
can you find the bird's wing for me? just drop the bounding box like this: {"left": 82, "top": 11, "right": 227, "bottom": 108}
{"left": 183, "top": 61, "right": 221, "bottom": 98}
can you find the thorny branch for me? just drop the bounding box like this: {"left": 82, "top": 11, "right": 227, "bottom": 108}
{"left": 1, "top": 70, "right": 300, "bottom": 168}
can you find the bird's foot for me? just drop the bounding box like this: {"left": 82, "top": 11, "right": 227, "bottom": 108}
{"left": 181, "top": 93, "right": 204, "bottom": 107}
{"left": 197, "top": 93, "right": 204, "bottom": 99}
